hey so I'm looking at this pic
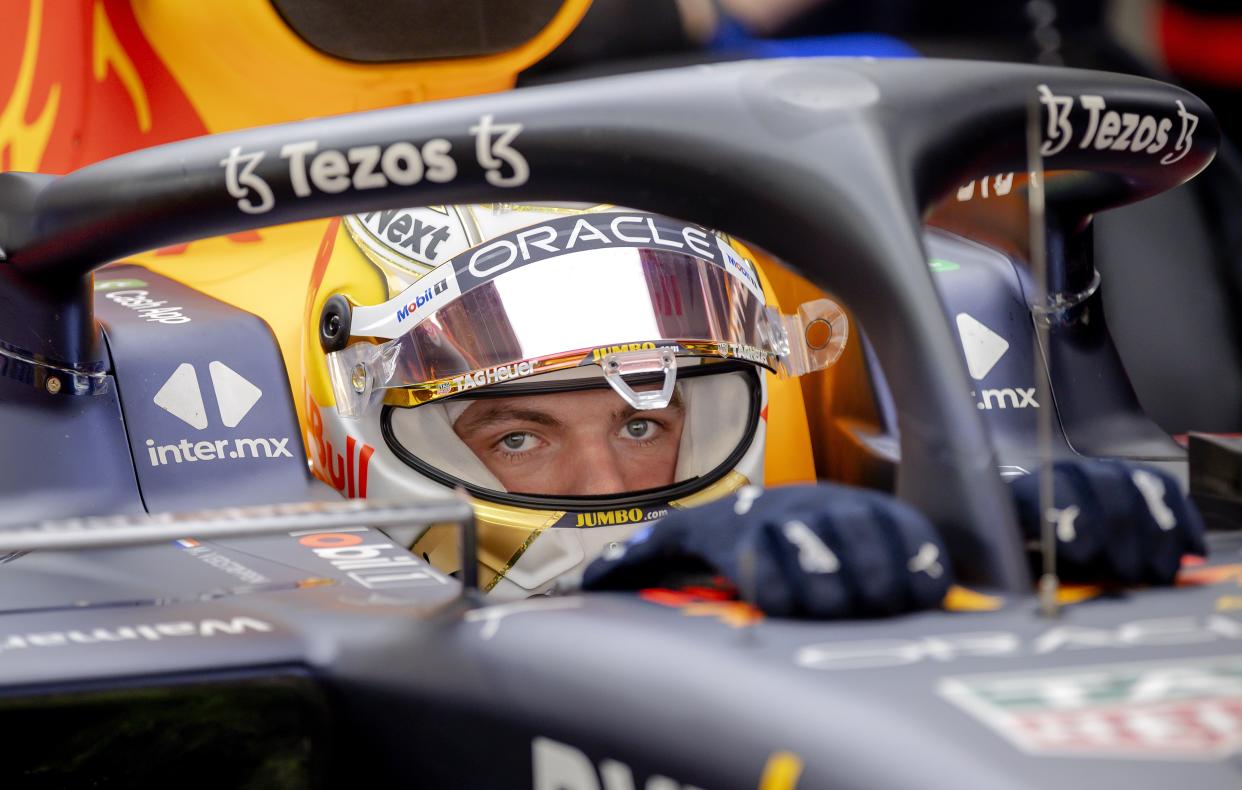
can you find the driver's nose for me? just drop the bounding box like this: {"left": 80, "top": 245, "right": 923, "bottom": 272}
{"left": 562, "top": 437, "right": 627, "bottom": 496}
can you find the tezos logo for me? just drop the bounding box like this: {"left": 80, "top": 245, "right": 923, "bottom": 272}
{"left": 1037, "top": 84, "right": 1198, "bottom": 165}
{"left": 221, "top": 137, "right": 456, "bottom": 215}
{"left": 221, "top": 114, "right": 531, "bottom": 214}
{"left": 145, "top": 362, "right": 292, "bottom": 467}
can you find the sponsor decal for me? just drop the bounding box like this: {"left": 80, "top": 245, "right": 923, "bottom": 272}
{"left": 363, "top": 258, "right": 463, "bottom": 332}
{"left": 938, "top": 656, "right": 1242, "bottom": 759}
{"left": 783, "top": 520, "right": 840, "bottom": 573}
{"left": 146, "top": 436, "right": 292, "bottom": 466}
{"left": 470, "top": 114, "right": 529, "bottom": 188}
{"left": 222, "top": 137, "right": 456, "bottom": 215}
{"left": 0, "top": 617, "right": 273, "bottom": 654}
{"left": 929, "top": 259, "right": 961, "bottom": 273}
{"left": 361, "top": 208, "right": 454, "bottom": 265}
{"left": 173, "top": 538, "right": 270, "bottom": 586}
{"left": 796, "top": 614, "right": 1242, "bottom": 671}
{"left": 553, "top": 506, "right": 668, "bottom": 529}
{"left": 719, "top": 343, "right": 770, "bottom": 366}
{"left": 956, "top": 172, "right": 1014, "bottom": 202}
{"left": 349, "top": 211, "right": 743, "bottom": 341}
{"left": 395, "top": 276, "right": 451, "bottom": 322}
{"left": 972, "top": 387, "right": 1039, "bottom": 410}
{"left": 290, "top": 526, "right": 449, "bottom": 591}
{"left": 305, "top": 398, "right": 375, "bottom": 498}
{"left": 955, "top": 313, "right": 1009, "bottom": 381}
{"left": 147, "top": 362, "right": 291, "bottom": 466}
{"left": 147, "top": 362, "right": 290, "bottom": 466}
{"left": 590, "top": 341, "right": 657, "bottom": 363}
{"left": 459, "top": 212, "right": 719, "bottom": 292}
{"left": 103, "top": 288, "right": 191, "bottom": 324}
{"left": 1132, "top": 468, "right": 1178, "bottom": 530}
{"left": 717, "top": 237, "right": 764, "bottom": 300}
{"left": 531, "top": 736, "right": 700, "bottom": 790}
{"left": 574, "top": 508, "right": 647, "bottom": 528}
{"left": 452, "top": 360, "right": 534, "bottom": 393}
{"left": 1037, "top": 85, "right": 1198, "bottom": 165}
{"left": 221, "top": 114, "right": 527, "bottom": 214}
{"left": 219, "top": 146, "right": 273, "bottom": 214}
{"left": 94, "top": 277, "right": 148, "bottom": 291}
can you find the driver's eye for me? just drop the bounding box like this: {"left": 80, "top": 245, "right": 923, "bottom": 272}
{"left": 501, "top": 432, "right": 533, "bottom": 450}
{"left": 625, "top": 419, "right": 653, "bottom": 439}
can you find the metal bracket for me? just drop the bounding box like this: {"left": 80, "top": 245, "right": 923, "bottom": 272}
{"left": 600, "top": 348, "right": 677, "bottom": 410}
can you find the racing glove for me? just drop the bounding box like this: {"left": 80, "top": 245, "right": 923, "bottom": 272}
{"left": 582, "top": 483, "right": 953, "bottom": 619}
{"left": 1009, "top": 460, "right": 1207, "bottom": 585}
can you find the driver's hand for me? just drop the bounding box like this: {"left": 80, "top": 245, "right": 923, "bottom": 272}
{"left": 581, "top": 483, "right": 953, "bottom": 618}
{"left": 1009, "top": 460, "right": 1207, "bottom": 585}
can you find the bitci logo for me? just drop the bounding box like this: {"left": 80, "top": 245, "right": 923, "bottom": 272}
{"left": 145, "top": 362, "right": 292, "bottom": 466}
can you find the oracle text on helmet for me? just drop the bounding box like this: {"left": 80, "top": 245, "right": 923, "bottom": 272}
{"left": 467, "top": 215, "right": 717, "bottom": 279}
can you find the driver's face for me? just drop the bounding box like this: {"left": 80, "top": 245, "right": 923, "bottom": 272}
{"left": 452, "top": 389, "right": 685, "bottom": 496}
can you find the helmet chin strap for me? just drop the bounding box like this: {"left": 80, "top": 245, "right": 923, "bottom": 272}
{"left": 600, "top": 348, "right": 678, "bottom": 410}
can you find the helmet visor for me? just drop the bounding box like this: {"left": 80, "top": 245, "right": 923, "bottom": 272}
{"left": 329, "top": 232, "right": 845, "bottom": 417}
{"left": 383, "top": 366, "right": 758, "bottom": 501}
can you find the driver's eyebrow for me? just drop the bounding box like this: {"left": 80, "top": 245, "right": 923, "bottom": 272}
{"left": 456, "top": 406, "right": 562, "bottom": 433}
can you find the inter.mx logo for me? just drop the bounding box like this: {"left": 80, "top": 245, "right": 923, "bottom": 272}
{"left": 955, "top": 313, "right": 1039, "bottom": 411}
{"left": 144, "top": 362, "right": 292, "bottom": 467}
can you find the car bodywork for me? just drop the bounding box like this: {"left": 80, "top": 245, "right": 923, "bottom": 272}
{"left": 0, "top": 50, "right": 1238, "bottom": 789}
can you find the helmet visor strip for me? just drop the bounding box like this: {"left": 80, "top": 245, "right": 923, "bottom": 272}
{"left": 328, "top": 216, "right": 847, "bottom": 417}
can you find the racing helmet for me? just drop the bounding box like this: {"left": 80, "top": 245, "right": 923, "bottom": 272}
{"left": 303, "top": 204, "right": 846, "bottom": 598}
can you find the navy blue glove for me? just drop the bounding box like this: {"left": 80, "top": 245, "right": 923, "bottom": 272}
{"left": 582, "top": 483, "right": 953, "bottom": 618}
{"left": 1010, "top": 460, "right": 1207, "bottom": 585}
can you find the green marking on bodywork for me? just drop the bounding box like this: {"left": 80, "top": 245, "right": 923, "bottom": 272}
{"left": 929, "top": 259, "right": 960, "bottom": 273}
{"left": 94, "top": 278, "right": 147, "bottom": 291}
